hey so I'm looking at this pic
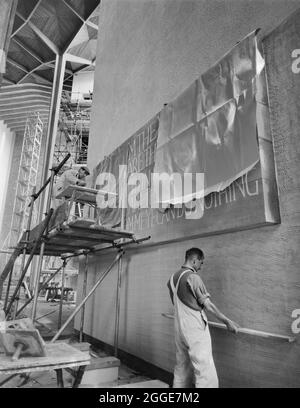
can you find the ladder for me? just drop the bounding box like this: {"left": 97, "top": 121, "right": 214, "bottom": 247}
{"left": 1, "top": 113, "right": 43, "bottom": 255}
{"left": 0, "top": 113, "right": 43, "bottom": 303}
{"left": 53, "top": 90, "right": 90, "bottom": 167}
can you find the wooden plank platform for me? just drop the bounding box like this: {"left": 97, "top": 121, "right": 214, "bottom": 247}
{"left": 26, "top": 218, "right": 135, "bottom": 257}
{"left": 0, "top": 342, "right": 90, "bottom": 375}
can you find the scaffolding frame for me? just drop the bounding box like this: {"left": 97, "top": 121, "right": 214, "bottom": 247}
{"left": 2, "top": 113, "right": 43, "bottom": 254}
{"left": 0, "top": 113, "right": 43, "bottom": 314}
{"left": 53, "top": 90, "right": 90, "bottom": 167}
{"left": 0, "top": 153, "right": 150, "bottom": 360}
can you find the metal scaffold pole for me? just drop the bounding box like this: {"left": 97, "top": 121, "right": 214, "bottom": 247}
{"left": 0, "top": 114, "right": 43, "bottom": 297}
{"left": 5, "top": 209, "right": 53, "bottom": 317}
{"left": 16, "top": 261, "right": 66, "bottom": 317}
{"left": 39, "top": 54, "right": 66, "bottom": 222}
{"left": 51, "top": 250, "right": 124, "bottom": 343}
{"left": 114, "top": 172, "right": 127, "bottom": 357}
{"left": 12, "top": 187, "right": 36, "bottom": 319}
{"left": 31, "top": 159, "right": 62, "bottom": 321}
{"left": 57, "top": 260, "right": 66, "bottom": 330}
{"left": 114, "top": 254, "right": 123, "bottom": 357}
{"left": 79, "top": 254, "right": 88, "bottom": 342}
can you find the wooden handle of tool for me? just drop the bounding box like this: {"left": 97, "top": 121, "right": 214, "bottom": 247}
{"left": 12, "top": 343, "right": 23, "bottom": 361}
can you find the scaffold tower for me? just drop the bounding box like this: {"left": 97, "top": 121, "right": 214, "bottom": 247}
{"left": 53, "top": 90, "right": 90, "bottom": 169}
{"left": 1, "top": 113, "right": 43, "bottom": 255}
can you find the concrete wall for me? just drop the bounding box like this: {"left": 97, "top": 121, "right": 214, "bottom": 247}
{"left": 0, "top": 130, "right": 23, "bottom": 272}
{"left": 88, "top": 0, "right": 300, "bottom": 169}
{"left": 84, "top": 0, "right": 300, "bottom": 387}
{"left": 0, "top": 124, "right": 46, "bottom": 273}
{"left": 0, "top": 120, "right": 15, "bottom": 236}
{"left": 71, "top": 71, "right": 94, "bottom": 102}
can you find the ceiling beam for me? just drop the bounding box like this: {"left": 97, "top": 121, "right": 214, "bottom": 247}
{"left": 0, "top": 109, "right": 50, "bottom": 118}
{"left": 0, "top": 82, "right": 52, "bottom": 91}
{"left": 73, "top": 65, "right": 95, "bottom": 76}
{"left": 65, "top": 53, "right": 95, "bottom": 67}
{"left": 46, "top": 61, "right": 73, "bottom": 75}
{"left": 1, "top": 112, "right": 48, "bottom": 123}
{"left": 0, "top": 122, "right": 48, "bottom": 130}
{"left": 4, "top": 123, "right": 48, "bottom": 131}
{"left": 6, "top": 58, "right": 53, "bottom": 86}
{"left": 0, "top": 105, "right": 50, "bottom": 113}
{"left": 7, "top": 57, "right": 31, "bottom": 74}
{"left": 0, "top": 89, "right": 52, "bottom": 98}
{"left": 0, "top": 103, "right": 50, "bottom": 113}
{"left": 1, "top": 109, "right": 50, "bottom": 117}
{"left": 2, "top": 122, "right": 48, "bottom": 130}
{"left": 14, "top": 59, "right": 74, "bottom": 85}
{"left": 16, "top": 11, "right": 60, "bottom": 55}
{"left": 0, "top": 110, "right": 50, "bottom": 119}
{"left": 0, "top": 112, "right": 49, "bottom": 121}
{"left": 18, "top": 72, "right": 52, "bottom": 86}
{"left": 62, "top": 2, "right": 100, "bottom": 53}
{"left": 0, "top": 119, "right": 49, "bottom": 128}
{"left": 1, "top": 120, "right": 49, "bottom": 129}
{"left": 62, "top": 0, "right": 99, "bottom": 30}
{"left": 16, "top": 60, "right": 57, "bottom": 85}
{"left": 12, "top": 37, "right": 44, "bottom": 64}
{"left": 1, "top": 77, "right": 16, "bottom": 85}
{"left": 63, "top": 73, "right": 73, "bottom": 83}
{"left": 11, "top": 0, "right": 43, "bottom": 38}
{"left": 18, "top": 71, "right": 53, "bottom": 86}
{"left": 63, "top": 62, "right": 94, "bottom": 84}
{"left": 4, "top": 113, "right": 49, "bottom": 121}
{"left": 4, "top": 118, "right": 49, "bottom": 128}
{"left": 86, "top": 20, "right": 98, "bottom": 31}
{"left": 0, "top": 96, "right": 51, "bottom": 106}
{"left": 9, "top": 126, "right": 41, "bottom": 132}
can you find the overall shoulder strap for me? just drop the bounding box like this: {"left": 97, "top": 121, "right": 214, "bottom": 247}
{"left": 173, "top": 269, "right": 191, "bottom": 293}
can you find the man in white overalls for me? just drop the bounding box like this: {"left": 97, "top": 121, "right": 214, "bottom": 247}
{"left": 52, "top": 166, "right": 90, "bottom": 210}
{"left": 167, "top": 247, "right": 238, "bottom": 388}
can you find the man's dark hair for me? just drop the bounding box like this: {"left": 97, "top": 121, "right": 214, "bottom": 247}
{"left": 185, "top": 247, "right": 204, "bottom": 261}
{"left": 80, "top": 166, "right": 90, "bottom": 175}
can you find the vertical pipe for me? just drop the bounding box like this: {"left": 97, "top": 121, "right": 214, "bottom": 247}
{"left": 3, "top": 266, "right": 13, "bottom": 311}
{"left": 31, "top": 54, "right": 66, "bottom": 293}
{"left": 58, "top": 260, "right": 66, "bottom": 330}
{"left": 114, "top": 255, "right": 123, "bottom": 357}
{"left": 13, "top": 187, "right": 36, "bottom": 319}
{"left": 31, "top": 170, "right": 55, "bottom": 321}
{"left": 30, "top": 241, "right": 45, "bottom": 321}
{"left": 114, "top": 184, "right": 126, "bottom": 357}
{"left": 5, "top": 209, "right": 53, "bottom": 316}
{"left": 38, "top": 53, "right": 66, "bottom": 223}
{"left": 16, "top": 262, "right": 64, "bottom": 317}
{"left": 51, "top": 251, "right": 123, "bottom": 343}
{"left": 79, "top": 254, "right": 88, "bottom": 342}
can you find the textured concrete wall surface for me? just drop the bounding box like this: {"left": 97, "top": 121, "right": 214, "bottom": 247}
{"left": 84, "top": 0, "right": 300, "bottom": 387}
{"left": 0, "top": 129, "right": 22, "bottom": 242}
{"left": 0, "top": 121, "right": 15, "bottom": 236}
{"left": 88, "top": 0, "right": 300, "bottom": 169}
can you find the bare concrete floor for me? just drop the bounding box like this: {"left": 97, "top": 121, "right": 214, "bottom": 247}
{"left": 0, "top": 299, "right": 153, "bottom": 388}
{"left": 0, "top": 361, "right": 153, "bottom": 388}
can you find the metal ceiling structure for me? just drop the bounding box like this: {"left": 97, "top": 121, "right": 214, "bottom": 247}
{"left": 0, "top": 83, "right": 51, "bottom": 133}
{"left": 0, "top": 0, "right": 100, "bottom": 133}
{"left": 3, "top": 0, "right": 99, "bottom": 88}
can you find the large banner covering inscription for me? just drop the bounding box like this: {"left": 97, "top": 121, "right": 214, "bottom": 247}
{"left": 92, "top": 32, "right": 280, "bottom": 244}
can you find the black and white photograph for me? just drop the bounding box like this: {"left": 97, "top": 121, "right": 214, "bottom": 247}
{"left": 0, "top": 0, "right": 299, "bottom": 390}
